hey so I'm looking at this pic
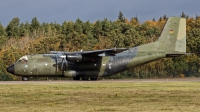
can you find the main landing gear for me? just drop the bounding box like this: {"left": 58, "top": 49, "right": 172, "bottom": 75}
{"left": 21, "top": 76, "right": 97, "bottom": 81}
{"left": 73, "top": 77, "right": 97, "bottom": 81}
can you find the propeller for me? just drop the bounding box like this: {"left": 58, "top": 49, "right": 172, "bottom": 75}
{"left": 59, "top": 42, "right": 68, "bottom": 71}
{"left": 60, "top": 55, "right": 68, "bottom": 71}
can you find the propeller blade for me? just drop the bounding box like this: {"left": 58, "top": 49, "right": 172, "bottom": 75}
{"left": 61, "top": 58, "right": 64, "bottom": 71}
{"left": 61, "top": 55, "right": 67, "bottom": 71}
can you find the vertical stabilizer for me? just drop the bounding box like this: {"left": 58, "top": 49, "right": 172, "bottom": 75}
{"left": 157, "top": 17, "right": 186, "bottom": 53}
{"left": 138, "top": 17, "right": 186, "bottom": 55}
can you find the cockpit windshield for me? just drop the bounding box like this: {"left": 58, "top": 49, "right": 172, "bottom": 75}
{"left": 16, "top": 55, "right": 28, "bottom": 63}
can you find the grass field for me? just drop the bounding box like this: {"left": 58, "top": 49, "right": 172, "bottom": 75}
{"left": 0, "top": 82, "right": 200, "bottom": 112}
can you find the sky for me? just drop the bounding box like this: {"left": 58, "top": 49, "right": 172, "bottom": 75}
{"left": 0, "top": 0, "right": 200, "bottom": 26}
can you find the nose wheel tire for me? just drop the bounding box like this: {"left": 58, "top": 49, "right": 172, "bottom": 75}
{"left": 22, "top": 77, "right": 29, "bottom": 81}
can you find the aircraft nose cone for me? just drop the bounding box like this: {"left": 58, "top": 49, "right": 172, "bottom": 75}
{"left": 7, "top": 64, "right": 14, "bottom": 74}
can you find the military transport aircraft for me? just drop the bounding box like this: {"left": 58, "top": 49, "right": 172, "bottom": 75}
{"left": 7, "top": 17, "right": 186, "bottom": 81}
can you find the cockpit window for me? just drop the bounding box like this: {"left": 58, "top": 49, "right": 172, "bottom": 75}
{"left": 17, "top": 55, "right": 28, "bottom": 63}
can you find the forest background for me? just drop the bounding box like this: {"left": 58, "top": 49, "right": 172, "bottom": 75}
{"left": 0, "top": 12, "right": 200, "bottom": 81}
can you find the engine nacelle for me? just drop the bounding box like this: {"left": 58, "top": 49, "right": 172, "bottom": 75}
{"left": 66, "top": 54, "right": 82, "bottom": 62}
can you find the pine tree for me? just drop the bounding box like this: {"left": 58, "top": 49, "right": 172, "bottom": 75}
{"left": 134, "top": 16, "right": 139, "bottom": 22}
{"left": 31, "top": 17, "right": 40, "bottom": 31}
{"left": 5, "top": 17, "right": 20, "bottom": 37}
{"left": 163, "top": 15, "right": 167, "bottom": 20}
{"left": 180, "top": 12, "right": 186, "bottom": 18}
{"left": 0, "top": 23, "right": 7, "bottom": 36}
{"left": 118, "top": 11, "right": 125, "bottom": 22}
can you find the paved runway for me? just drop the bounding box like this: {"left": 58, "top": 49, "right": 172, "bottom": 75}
{"left": 0, "top": 78, "right": 200, "bottom": 84}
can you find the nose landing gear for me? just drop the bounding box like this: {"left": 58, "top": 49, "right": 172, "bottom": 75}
{"left": 22, "top": 77, "right": 29, "bottom": 81}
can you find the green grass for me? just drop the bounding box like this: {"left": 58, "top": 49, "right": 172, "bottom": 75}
{"left": 0, "top": 82, "right": 200, "bottom": 112}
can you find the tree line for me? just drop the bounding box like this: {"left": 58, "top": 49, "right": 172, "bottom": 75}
{"left": 0, "top": 11, "right": 200, "bottom": 80}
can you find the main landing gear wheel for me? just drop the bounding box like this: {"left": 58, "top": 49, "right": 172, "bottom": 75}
{"left": 81, "top": 77, "right": 89, "bottom": 80}
{"left": 22, "top": 77, "right": 29, "bottom": 81}
{"left": 73, "top": 77, "right": 80, "bottom": 80}
{"left": 90, "top": 77, "right": 97, "bottom": 80}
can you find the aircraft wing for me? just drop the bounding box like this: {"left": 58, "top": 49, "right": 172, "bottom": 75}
{"left": 65, "top": 48, "right": 128, "bottom": 56}
{"left": 50, "top": 48, "right": 128, "bottom": 56}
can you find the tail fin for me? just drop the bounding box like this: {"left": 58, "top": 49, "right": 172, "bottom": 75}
{"left": 158, "top": 17, "right": 186, "bottom": 54}
{"left": 139, "top": 17, "right": 186, "bottom": 55}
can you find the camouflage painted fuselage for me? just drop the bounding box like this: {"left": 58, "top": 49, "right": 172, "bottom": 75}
{"left": 7, "top": 17, "right": 186, "bottom": 80}
{"left": 13, "top": 49, "right": 166, "bottom": 78}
